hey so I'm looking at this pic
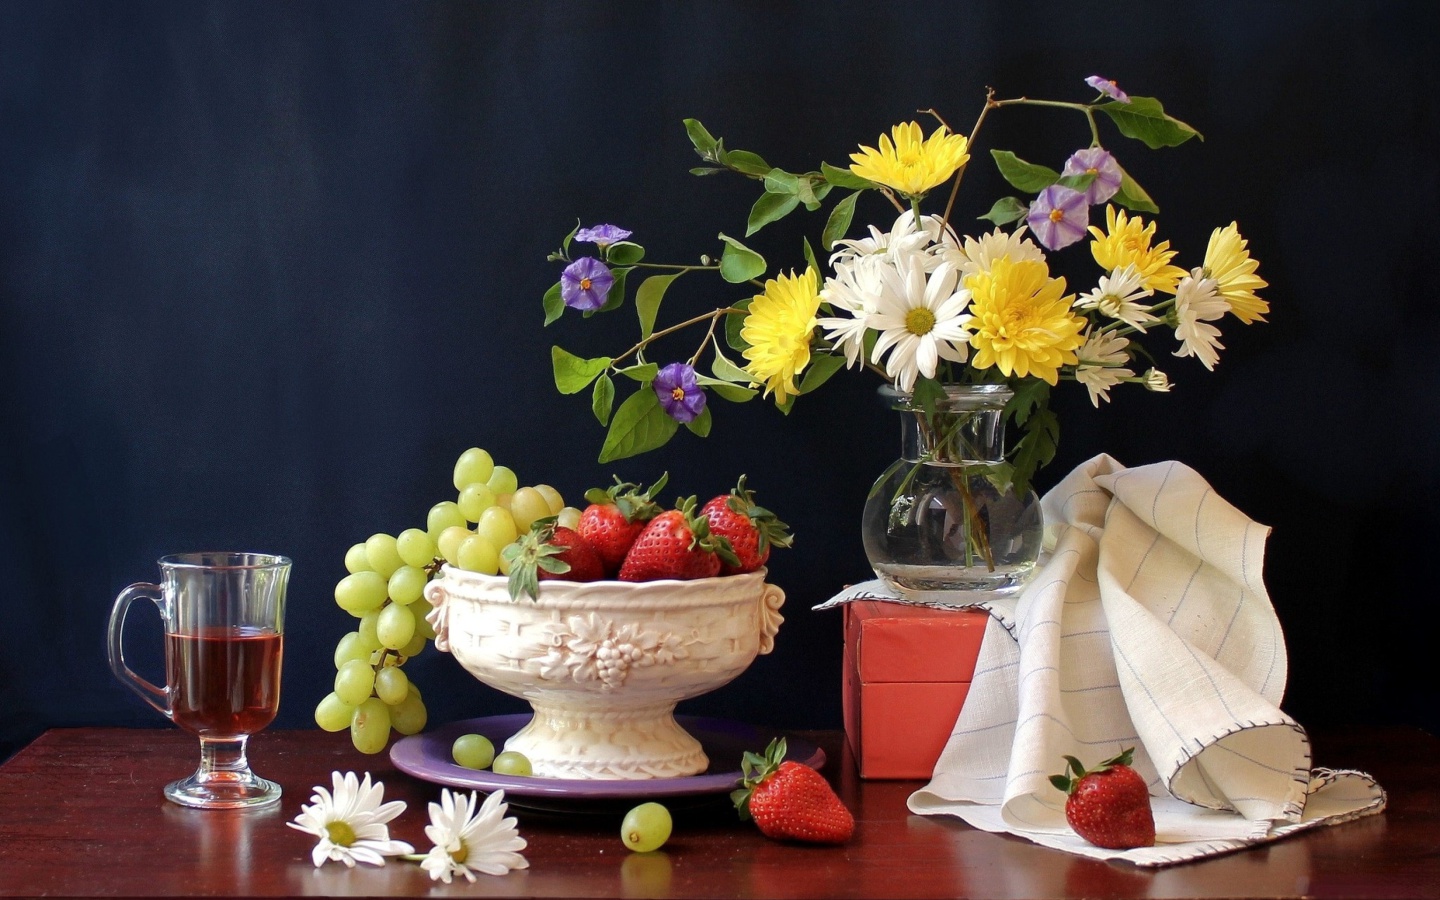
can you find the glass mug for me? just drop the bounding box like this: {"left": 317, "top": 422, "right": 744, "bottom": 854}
{"left": 107, "top": 552, "right": 289, "bottom": 809}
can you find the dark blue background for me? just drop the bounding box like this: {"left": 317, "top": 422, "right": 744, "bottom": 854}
{"left": 3, "top": 1, "right": 1436, "bottom": 762}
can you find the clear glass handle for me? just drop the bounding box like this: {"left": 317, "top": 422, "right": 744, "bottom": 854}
{"left": 106, "top": 582, "right": 171, "bottom": 718}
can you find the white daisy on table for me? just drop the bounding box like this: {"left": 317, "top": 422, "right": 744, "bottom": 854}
{"left": 818, "top": 256, "right": 884, "bottom": 369}
{"left": 421, "top": 788, "right": 528, "bottom": 883}
{"left": 941, "top": 225, "right": 1045, "bottom": 278}
{"left": 1074, "top": 264, "right": 1158, "bottom": 332}
{"left": 868, "top": 256, "right": 973, "bottom": 392}
{"left": 1074, "top": 328, "right": 1134, "bottom": 407}
{"left": 286, "top": 771, "right": 413, "bottom": 868}
{"left": 1172, "top": 267, "right": 1228, "bottom": 371}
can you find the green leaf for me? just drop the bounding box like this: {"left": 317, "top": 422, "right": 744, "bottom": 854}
{"left": 689, "top": 166, "right": 726, "bottom": 176}
{"left": 1113, "top": 166, "right": 1159, "bottom": 214}
{"left": 746, "top": 191, "right": 800, "bottom": 236}
{"left": 717, "top": 234, "right": 767, "bottom": 283}
{"left": 822, "top": 191, "right": 860, "bottom": 250}
{"left": 616, "top": 362, "right": 658, "bottom": 383}
{"left": 796, "top": 174, "right": 829, "bottom": 210}
{"left": 560, "top": 219, "right": 581, "bottom": 256}
{"left": 990, "top": 149, "right": 1062, "bottom": 193}
{"left": 684, "top": 404, "right": 712, "bottom": 437}
{"left": 820, "top": 161, "right": 873, "bottom": 190}
{"left": 798, "top": 353, "right": 845, "bottom": 394}
{"left": 696, "top": 375, "right": 756, "bottom": 403}
{"left": 726, "top": 297, "right": 752, "bottom": 352}
{"left": 683, "top": 118, "right": 719, "bottom": 159}
{"left": 1005, "top": 378, "right": 1051, "bottom": 428}
{"left": 802, "top": 237, "right": 820, "bottom": 278}
{"left": 909, "top": 376, "right": 947, "bottom": 420}
{"left": 598, "top": 389, "right": 679, "bottom": 463}
{"left": 721, "top": 149, "right": 771, "bottom": 177}
{"left": 594, "top": 267, "right": 627, "bottom": 314}
{"left": 710, "top": 350, "right": 752, "bottom": 384}
{"left": 605, "top": 241, "right": 645, "bottom": 265}
{"left": 591, "top": 373, "right": 615, "bottom": 426}
{"left": 1056, "top": 172, "right": 1096, "bottom": 191}
{"left": 1096, "top": 97, "right": 1203, "bottom": 149}
{"left": 551, "top": 346, "right": 612, "bottom": 395}
{"left": 762, "top": 169, "right": 801, "bottom": 194}
{"left": 635, "top": 273, "right": 682, "bottom": 340}
{"left": 979, "top": 196, "right": 1029, "bottom": 226}
{"left": 542, "top": 281, "right": 565, "bottom": 326}
{"left": 1009, "top": 406, "right": 1059, "bottom": 499}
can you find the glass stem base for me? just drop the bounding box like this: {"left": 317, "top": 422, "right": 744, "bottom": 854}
{"left": 165, "top": 736, "right": 281, "bottom": 809}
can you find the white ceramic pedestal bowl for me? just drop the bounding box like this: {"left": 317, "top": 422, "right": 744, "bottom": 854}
{"left": 423, "top": 565, "right": 785, "bottom": 780}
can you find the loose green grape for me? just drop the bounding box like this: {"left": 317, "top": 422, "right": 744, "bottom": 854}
{"left": 438, "top": 525, "right": 473, "bottom": 564}
{"left": 486, "top": 465, "right": 519, "bottom": 495}
{"left": 621, "top": 802, "right": 673, "bottom": 852}
{"left": 456, "top": 535, "right": 500, "bottom": 575}
{"left": 453, "top": 447, "right": 496, "bottom": 491}
{"left": 377, "top": 601, "right": 416, "bottom": 650}
{"left": 492, "top": 750, "right": 532, "bottom": 776}
{"left": 533, "top": 484, "right": 565, "bottom": 515}
{"left": 451, "top": 734, "right": 495, "bottom": 770}
{"left": 389, "top": 689, "right": 428, "bottom": 736}
{"left": 388, "top": 565, "right": 427, "bottom": 605}
{"left": 374, "top": 665, "right": 410, "bottom": 705}
{"left": 397, "top": 528, "right": 438, "bottom": 568}
{"left": 314, "top": 692, "right": 356, "bottom": 732}
{"left": 334, "top": 658, "right": 377, "bottom": 706}
{"left": 510, "top": 487, "right": 552, "bottom": 532}
{"left": 557, "top": 506, "right": 582, "bottom": 530}
{"left": 476, "top": 506, "right": 518, "bottom": 549}
{"left": 400, "top": 631, "right": 428, "bottom": 657}
{"left": 364, "top": 533, "right": 404, "bottom": 579}
{"left": 427, "top": 500, "right": 468, "bottom": 541}
{"left": 344, "top": 542, "right": 371, "bottom": 574}
{"left": 335, "top": 571, "right": 388, "bottom": 614}
{"left": 351, "top": 698, "right": 392, "bottom": 754}
{"left": 457, "top": 482, "right": 497, "bottom": 522}
{"left": 334, "top": 631, "right": 371, "bottom": 668}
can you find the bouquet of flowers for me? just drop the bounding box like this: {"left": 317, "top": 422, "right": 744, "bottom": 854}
{"left": 541, "top": 76, "right": 1267, "bottom": 499}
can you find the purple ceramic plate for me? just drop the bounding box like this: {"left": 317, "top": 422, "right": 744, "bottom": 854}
{"left": 390, "top": 714, "right": 824, "bottom": 812}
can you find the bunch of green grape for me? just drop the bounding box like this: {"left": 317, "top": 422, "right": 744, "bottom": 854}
{"left": 313, "top": 446, "right": 579, "bottom": 753}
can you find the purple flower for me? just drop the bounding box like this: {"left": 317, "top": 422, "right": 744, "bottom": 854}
{"left": 574, "top": 224, "right": 633, "bottom": 247}
{"left": 1026, "top": 185, "right": 1090, "bottom": 251}
{"left": 1085, "top": 75, "right": 1130, "bottom": 103}
{"left": 653, "top": 362, "right": 706, "bottom": 423}
{"left": 1061, "top": 147, "right": 1122, "bottom": 205}
{"left": 560, "top": 257, "right": 614, "bottom": 310}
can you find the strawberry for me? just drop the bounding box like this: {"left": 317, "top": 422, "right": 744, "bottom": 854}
{"left": 617, "top": 496, "right": 738, "bottom": 582}
{"left": 1049, "top": 747, "right": 1155, "bottom": 850}
{"left": 502, "top": 521, "right": 605, "bottom": 600}
{"left": 577, "top": 473, "right": 668, "bottom": 576}
{"left": 700, "top": 475, "right": 792, "bottom": 575}
{"left": 731, "top": 737, "right": 854, "bottom": 844}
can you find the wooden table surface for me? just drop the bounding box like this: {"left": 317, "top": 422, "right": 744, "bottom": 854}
{"left": 0, "top": 725, "right": 1434, "bottom": 899}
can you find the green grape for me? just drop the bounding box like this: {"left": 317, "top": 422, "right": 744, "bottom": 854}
{"left": 400, "top": 630, "right": 428, "bottom": 657}
{"left": 334, "top": 658, "right": 377, "bottom": 706}
{"left": 457, "top": 482, "right": 498, "bottom": 522}
{"left": 427, "top": 501, "right": 468, "bottom": 542}
{"left": 486, "top": 465, "right": 519, "bottom": 495}
{"left": 335, "top": 571, "right": 388, "bottom": 614}
{"left": 314, "top": 692, "right": 356, "bottom": 732}
{"left": 333, "top": 631, "right": 371, "bottom": 668}
{"left": 453, "top": 447, "right": 495, "bottom": 491}
{"left": 451, "top": 734, "right": 495, "bottom": 770}
{"left": 557, "top": 506, "right": 582, "bottom": 530}
{"left": 492, "top": 750, "right": 532, "bottom": 776}
{"left": 377, "top": 601, "right": 416, "bottom": 650}
{"left": 374, "top": 665, "right": 410, "bottom": 705}
{"left": 411, "top": 604, "right": 437, "bottom": 640}
{"left": 365, "top": 533, "right": 404, "bottom": 579}
{"left": 350, "top": 698, "right": 392, "bottom": 754}
{"left": 438, "top": 525, "right": 473, "bottom": 564}
{"left": 388, "top": 564, "right": 427, "bottom": 605}
{"left": 357, "top": 609, "right": 382, "bottom": 649}
{"left": 389, "top": 689, "right": 428, "bottom": 735}
{"left": 476, "top": 506, "right": 518, "bottom": 549}
{"left": 510, "top": 487, "right": 552, "bottom": 532}
{"left": 344, "top": 542, "right": 371, "bottom": 574}
{"left": 397, "top": 528, "right": 438, "bottom": 568}
{"left": 456, "top": 535, "right": 500, "bottom": 575}
{"left": 621, "top": 802, "right": 673, "bottom": 852}
{"left": 533, "top": 484, "right": 565, "bottom": 515}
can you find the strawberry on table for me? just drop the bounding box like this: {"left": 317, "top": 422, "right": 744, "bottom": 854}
{"left": 617, "top": 496, "right": 738, "bottom": 582}
{"left": 731, "top": 737, "right": 854, "bottom": 844}
{"left": 578, "top": 473, "right": 668, "bottom": 576}
{"left": 701, "top": 475, "right": 792, "bottom": 575}
{"left": 502, "top": 520, "right": 605, "bottom": 600}
{"left": 1050, "top": 747, "right": 1156, "bottom": 850}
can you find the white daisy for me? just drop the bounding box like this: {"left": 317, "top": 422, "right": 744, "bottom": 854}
{"left": 1172, "top": 267, "right": 1228, "bottom": 371}
{"left": 829, "top": 209, "right": 945, "bottom": 269}
{"left": 818, "top": 256, "right": 884, "bottom": 368}
{"left": 941, "top": 225, "right": 1045, "bottom": 278}
{"left": 1073, "top": 329, "right": 1134, "bottom": 408}
{"left": 287, "top": 771, "right": 413, "bottom": 868}
{"left": 1074, "top": 264, "right": 1158, "bottom": 332}
{"left": 421, "top": 789, "right": 529, "bottom": 883}
{"left": 1141, "top": 367, "right": 1172, "bottom": 392}
{"left": 868, "top": 256, "right": 973, "bottom": 392}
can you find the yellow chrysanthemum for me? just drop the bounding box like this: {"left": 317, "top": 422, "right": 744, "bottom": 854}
{"left": 741, "top": 268, "right": 822, "bottom": 404}
{"left": 1203, "top": 222, "right": 1269, "bottom": 324}
{"left": 965, "top": 257, "right": 1086, "bottom": 385}
{"left": 848, "top": 122, "right": 971, "bottom": 198}
{"left": 1088, "top": 205, "right": 1187, "bottom": 294}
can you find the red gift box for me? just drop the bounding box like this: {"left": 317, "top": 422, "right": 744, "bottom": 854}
{"left": 842, "top": 600, "right": 989, "bottom": 780}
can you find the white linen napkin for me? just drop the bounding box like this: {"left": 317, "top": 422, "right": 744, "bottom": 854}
{"left": 830, "top": 454, "right": 1386, "bottom": 866}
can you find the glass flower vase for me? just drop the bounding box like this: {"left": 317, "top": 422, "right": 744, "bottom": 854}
{"left": 862, "top": 383, "right": 1043, "bottom": 598}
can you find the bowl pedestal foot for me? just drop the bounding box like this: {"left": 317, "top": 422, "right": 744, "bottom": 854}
{"left": 504, "top": 700, "right": 709, "bottom": 780}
